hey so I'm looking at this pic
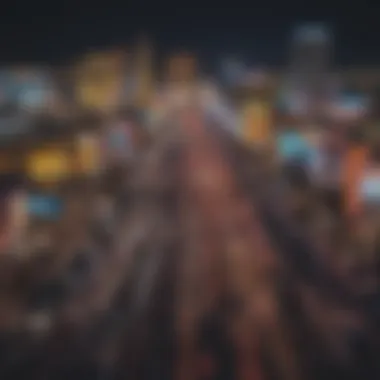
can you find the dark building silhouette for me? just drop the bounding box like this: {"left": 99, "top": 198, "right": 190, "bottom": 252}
{"left": 287, "top": 23, "right": 334, "bottom": 118}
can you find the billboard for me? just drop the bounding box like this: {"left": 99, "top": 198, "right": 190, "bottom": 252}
{"left": 242, "top": 101, "right": 272, "bottom": 146}
{"left": 359, "top": 172, "right": 380, "bottom": 204}
{"left": 26, "top": 148, "right": 72, "bottom": 183}
{"left": 17, "top": 70, "right": 52, "bottom": 109}
{"left": 0, "top": 68, "right": 56, "bottom": 114}
{"left": 27, "top": 194, "right": 63, "bottom": 220}
{"left": 74, "top": 50, "right": 125, "bottom": 112}
{"left": 276, "top": 131, "right": 311, "bottom": 163}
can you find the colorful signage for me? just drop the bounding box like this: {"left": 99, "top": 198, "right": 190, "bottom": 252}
{"left": 242, "top": 101, "right": 272, "bottom": 146}
{"left": 343, "top": 146, "right": 368, "bottom": 216}
{"left": 359, "top": 171, "right": 380, "bottom": 203}
{"left": 276, "top": 131, "right": 311, "bottom": 162}
{"left": 9, "top": 69, "right": 54, "bottom": 111}
{"left": 0, "top": 68, "right": 54, "bottom": 112}
{"left": 328, "top": 94, "right": 369, "bottom": 121}
{"left": 27, "top": 194, "right": 63, "bottom": 220}
{"left": 75, "top": 51, "right": 124, "bottom": 112}
{"left": 27, "top": 148, "right": 71, "bottom": 183}
{"left": 76, "top": 77, "right": 121, "bottom": 113}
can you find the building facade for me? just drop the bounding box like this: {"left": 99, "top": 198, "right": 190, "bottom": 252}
{"left": 286, "top": 24, "right": 334, "bottom": 118}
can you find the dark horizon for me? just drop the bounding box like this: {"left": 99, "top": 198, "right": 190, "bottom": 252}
{"left": 0, "top": 1, "right": 378, "bottom": 67}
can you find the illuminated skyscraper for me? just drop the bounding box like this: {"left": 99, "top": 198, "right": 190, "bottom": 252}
{"left": 290, "top": 24, "right": 331, "bottom": 72}
{"left": 134, "top": 36, "right": 154, "bottom": 107}
{"left": 287, "top": 23, "right": 333, "bottom": 118}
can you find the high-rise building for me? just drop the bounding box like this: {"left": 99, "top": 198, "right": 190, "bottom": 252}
{"left": 287, "top": 23, "right": 333, "bottom": 118}
{"left": 134, "top": 36, "right": 154, "bottom": 107}
{"left": 290, "top": 24, "right": 331, "bottom": 72}
{"left": 165, "top": 52, "right": 198, "bottom": 84}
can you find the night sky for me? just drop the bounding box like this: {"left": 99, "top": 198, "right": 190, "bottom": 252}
{"left": 0, "top": 1, "right": 379, "bottom": 67}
